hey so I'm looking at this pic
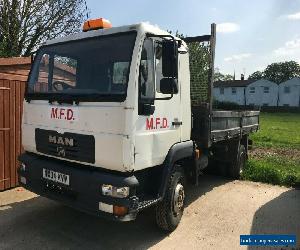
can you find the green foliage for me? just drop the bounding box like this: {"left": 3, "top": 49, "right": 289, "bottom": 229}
{"left": 250, "top": 112, "right": 300, "bottom": 149}
{"left": 248, "top": 61, "right": 300, "bottom": 83}
{"left": 212, "top": 100, "right": 256, "bottom": 110}
{"left": 213, "top": 100, "right": 240, "bottom": 109}
{"left": 0, "top": 0, "right": 88, "bottom": 57}
{"left": 168, "top": 29, "right": 211, "bottom": 105}
{"left": 248, "top": 70, "right": 264, "bottom": 80}
{"left": 242, "top": 157, "right": 300, "bottom": 187}
{"left": 244, "top": 112, "right": 300, "bottom": 187}
{"left": 189, "top": 42, "right": 211, "bottom": 104}
{"left": 263, "top": 61, "right": 300, "bottom": 83}
{"left": 214, "top": 71, "right": 233, "bottom": 81}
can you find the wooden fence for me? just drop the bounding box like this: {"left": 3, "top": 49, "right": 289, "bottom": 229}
{"left": 0, "top": 56, "right": 78, "bottom": 191}
{"left": 0, "top": 79, "right": 26, "bottom": 191}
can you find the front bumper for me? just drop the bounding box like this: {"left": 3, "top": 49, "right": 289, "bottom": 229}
{"left": 18, "top": 153, "right": 140, "bottom": 221}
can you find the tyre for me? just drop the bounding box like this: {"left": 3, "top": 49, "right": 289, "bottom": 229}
{"left": 155, "top": 166, "right": 185, "bottom": 232}
{"left": 228, "top": 144, "right": 246, "bottom": 179}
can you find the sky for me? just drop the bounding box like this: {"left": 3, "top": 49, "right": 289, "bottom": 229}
{"left": 86, "top": 0, "right": 300, "bottom": 78}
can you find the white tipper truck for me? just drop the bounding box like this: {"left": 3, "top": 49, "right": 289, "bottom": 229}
{"left": 18, "top": 18, "right": 259, "bottom": 231}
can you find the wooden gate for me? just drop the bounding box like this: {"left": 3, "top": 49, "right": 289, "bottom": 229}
{"left": 0, "top": 79, "right": 25, "bottom": 191}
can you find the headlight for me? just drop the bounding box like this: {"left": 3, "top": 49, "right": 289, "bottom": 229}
{"left": 101, "top": 184, "right": 129, "bottom": 198}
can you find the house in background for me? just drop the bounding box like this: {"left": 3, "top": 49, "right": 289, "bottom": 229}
{"left": 245, "top": 79, "right": 278, "bottom": 106}
{"left": 278, "top": 77, "right": 300, "bottom": 107}
{"left": 213, "top": 79, "right": 253, "bottom": 105}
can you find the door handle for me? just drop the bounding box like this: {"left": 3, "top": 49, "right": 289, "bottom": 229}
{"left": 172, "top": 121, "right": 182, "bottom": 126}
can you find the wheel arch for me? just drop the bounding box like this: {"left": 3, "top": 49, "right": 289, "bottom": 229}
{"left": 158, "top": 140, "right": 194, "bottom": 198}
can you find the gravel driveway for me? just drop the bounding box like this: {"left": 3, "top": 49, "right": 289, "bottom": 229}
{"left": 0, "top": 175, "right": 299, "bottom": 250}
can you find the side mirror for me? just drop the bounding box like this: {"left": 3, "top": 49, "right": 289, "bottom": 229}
{"left": 160, "top": 78, "right": 178, "bottom": 94}
{"left": 141, "top": 103, "right": 155, "bottom": 115}
{"left": 162, "top": 40, "right": 178, "bottom": 78}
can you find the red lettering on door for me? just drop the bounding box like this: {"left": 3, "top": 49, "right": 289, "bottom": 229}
{"left": 162, "top": 118, "right": 168, "bottom": 128}
{"left": 50, "top": 107, "right": 76, "bottom": 121}
{"left": 145, "top": 117, "right": 168, "bottom": 130}
{"left": 156, "top": 118, "right": 161, "bottom": 129}
{"left": 66, "top": 109, "right": 74, "bottom": 120}
{"left": 50, "top": 108, "right": 58, "bottom": 119}
{"left": 146, "top": 117, "right": 154, "bottom": 130}
{"left": 59, "top": 108, "right": 65, "bottom": 119}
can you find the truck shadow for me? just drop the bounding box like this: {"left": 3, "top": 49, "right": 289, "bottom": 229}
{"left": 185, "top": 174, "right": 230, "bottom": 206}
{"left": 248, "top": 189, "right": 300, "bottom": 250}
{"left": 0, "top": 174, "right": 229, "bottom": 250}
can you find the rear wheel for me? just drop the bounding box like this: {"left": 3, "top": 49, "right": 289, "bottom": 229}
{"left": 228, "top": 144, "right": 246, "bottom": 179}
{"left": 155, "top": 166, "right": 185, "bottom": 232}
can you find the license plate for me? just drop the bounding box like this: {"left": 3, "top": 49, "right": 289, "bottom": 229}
{"left": 42, "top": 169, "right": 70, "bottom": 186}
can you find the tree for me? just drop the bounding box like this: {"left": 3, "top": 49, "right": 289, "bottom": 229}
{"left": 248, "top": 70, "right": 264, "bottom": 80}
{"left": 168, "top": 30, "right": 212, "bottom": 103}
{"left": 214, "top": 69, "right": 234, "bottom": 81}
{"left": 263, "top": 61, "right": 300, "bottom": 84}
{"left": 168, "top": 30, "right": 236, "bottom": 103}
{"left": 0, "top": 0, "right": 88, "bottom": 57}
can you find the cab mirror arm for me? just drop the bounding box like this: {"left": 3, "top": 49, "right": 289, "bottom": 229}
{"left": 139, "top": 103, "right": 155, "bottom": 115}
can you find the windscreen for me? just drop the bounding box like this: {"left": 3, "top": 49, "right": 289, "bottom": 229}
{"left": 27, "top": 32, "right": 136, "bottom": 102}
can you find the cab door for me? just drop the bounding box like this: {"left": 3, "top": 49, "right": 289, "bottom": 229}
{"left": 134, "top": 38, "right": 182, "bottom": 171}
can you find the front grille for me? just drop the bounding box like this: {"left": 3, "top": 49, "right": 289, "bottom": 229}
{"left": 35, "top": 128, "right": 95, "bottom": 163}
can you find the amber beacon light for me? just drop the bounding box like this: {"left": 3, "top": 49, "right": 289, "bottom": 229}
{"left": 83, "top": 18, "right": 112, "bottom": 32}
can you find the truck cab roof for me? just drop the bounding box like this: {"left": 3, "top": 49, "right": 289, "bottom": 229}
{"left": 44, "top": 22, "right": 183, "bottom": 47}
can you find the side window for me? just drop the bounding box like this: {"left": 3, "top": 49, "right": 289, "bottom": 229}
{"left": 112, "top": 62, "right": 129, "bottom": 93}
{"left": 139, "top": 39, "right": 155, "bottom": 103}
{"left": 113, "top": 62, "right": 129, "bottom": 84}
{"left": 232, "top": 87, "right": 237, "bottom": 94}
{"left": 263, "top": 87, "right": 269, "bottom": 93}
{"left": 220, "top": 87, "right": 224, "bottom": 95}
{"left": 155, "top": 42, "right": 163, "bottom": 93}
{"left": 250, "top": 87, "right": 255, "bottom": 93}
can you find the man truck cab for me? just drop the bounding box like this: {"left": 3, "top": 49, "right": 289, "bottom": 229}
{"left": 19, "top": 18, "right": 259, "bottom": 231}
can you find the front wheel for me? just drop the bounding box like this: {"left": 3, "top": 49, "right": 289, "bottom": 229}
{"left": 155, "top": 166, "right": 185, "bottom": 232}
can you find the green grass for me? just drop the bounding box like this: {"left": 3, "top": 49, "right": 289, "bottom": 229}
{"left": 244, "top": 112, "right": 300, "bottom": 187}
{"left": 242, "top": 156, "right": 300, "bottom": 187}
{"left": 250, "top": 112, "right": 300, "bottom": 149}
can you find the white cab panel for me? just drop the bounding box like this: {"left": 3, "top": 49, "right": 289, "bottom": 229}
{"left": 22, "top": 100, "right": 131, "bottom": 172}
